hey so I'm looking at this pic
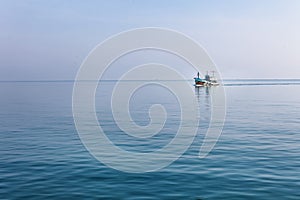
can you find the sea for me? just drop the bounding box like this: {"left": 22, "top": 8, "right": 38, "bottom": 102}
{"left": 0, "top": 79, "right": 300, "bottom": 199}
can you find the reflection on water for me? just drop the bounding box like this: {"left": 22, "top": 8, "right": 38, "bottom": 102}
{"left": 195, "top": 87, "right": 213, "bottom": 105}
{"left": 195, "top": 86, "right": 211, "bottom": 122}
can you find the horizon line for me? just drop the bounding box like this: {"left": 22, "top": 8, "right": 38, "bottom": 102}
{"left": 1, "top": 78, "right": 300, "bottom": 83}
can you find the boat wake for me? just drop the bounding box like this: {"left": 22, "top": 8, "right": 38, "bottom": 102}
{"left": 223, "top": 80, "right": 300, "bottom": 86}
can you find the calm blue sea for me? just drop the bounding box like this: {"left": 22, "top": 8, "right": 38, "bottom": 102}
{"left": 0, "top": 80, "right": 300, "bottom": 199}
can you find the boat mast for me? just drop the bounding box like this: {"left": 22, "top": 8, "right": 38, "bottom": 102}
{"left": 211, "top": 70, "right": 215, "bottom": 78}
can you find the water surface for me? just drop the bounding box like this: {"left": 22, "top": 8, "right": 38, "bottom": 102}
{"left": 0, "top": 80, "right": 299, "bottom": 199}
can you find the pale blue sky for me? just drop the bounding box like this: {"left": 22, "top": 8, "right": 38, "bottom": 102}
{"left": 1, "top": 0, "right": 300, "bottom": 80}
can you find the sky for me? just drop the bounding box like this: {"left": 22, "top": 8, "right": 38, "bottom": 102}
{"left": 1, "top": 0, "right": 300, "bottom": 80}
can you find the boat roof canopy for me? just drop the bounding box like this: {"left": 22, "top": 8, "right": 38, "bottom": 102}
{"left": 194, "top": 77, "right": 203, "bottom": 81}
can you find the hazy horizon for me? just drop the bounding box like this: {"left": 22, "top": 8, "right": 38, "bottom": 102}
{"left": 1, "top": 0, "right": 300, "bottom": 80}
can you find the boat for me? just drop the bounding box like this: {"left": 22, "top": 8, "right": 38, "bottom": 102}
{"left": 194, "top": 72, "right": 208, "bottom": 87}
{"left": 194, "top": 71, "right": 219, "bottom": 87}
{"left": 205, "top": 71, "right": 219, "bottom": 86}
{"left": 194, "top": 77, "right": 207, "bottom": 87}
